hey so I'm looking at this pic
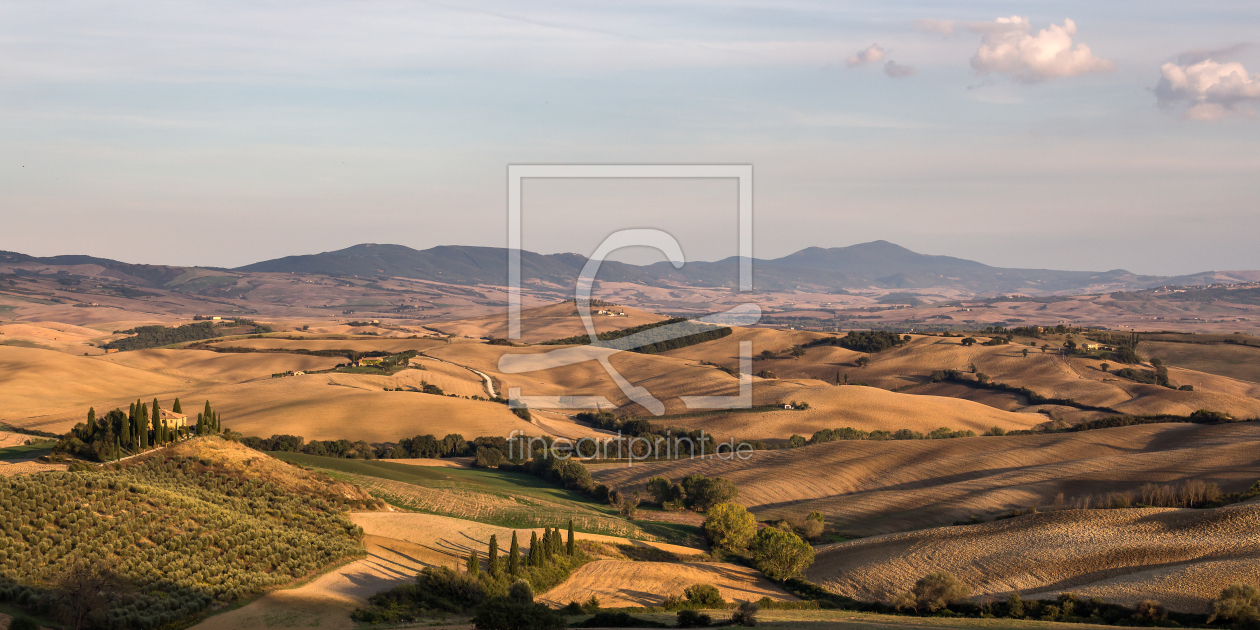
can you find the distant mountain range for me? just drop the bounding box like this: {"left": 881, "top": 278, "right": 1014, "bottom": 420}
{"left": 235, "top": 241, "right": 1253, "bottom": 295}
{"left": 5, "top": 242, "right": 1256, "bottom": 296}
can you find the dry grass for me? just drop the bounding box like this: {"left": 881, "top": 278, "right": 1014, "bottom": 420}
{"left": 808, "top": 502, "right": 1260, "bottom": 614}
{"left": 594, "top": 422, "right": 1260, "bottom": 536}
{"left": 537, "top": 559, "right": 797, "bottom": 608}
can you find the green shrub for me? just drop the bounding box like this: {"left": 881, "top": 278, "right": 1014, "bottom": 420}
{"left": 702, "top": 503, "right": 756, "bottom": 551}
{"left": 7, "top": 616, "right": 39, "bottom": 630}
{"left": 749, "top": 528, "right": 814, "bottom": 580}
{"left": 892, "top": 572, "right": 971, "bottom": 612}
{"left": 684, "top": 583, "right": 727, "bottom": 608}
{"left": 677, "top": 609, "right": 713, "bottom": 627}
{"left": 731, "top": 600, "right": 760, "bottom": 626}
{"left": 472, "top": 598, "right": 565, "bottom": 630}
{"left": 1209, "top": 584, "right": 1260, "bottom": 628}
{"left": 574, "top": 612, "right": 668, "bottom": 628}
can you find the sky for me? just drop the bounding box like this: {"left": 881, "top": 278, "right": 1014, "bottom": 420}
{"left": 2, "top": 0, "right": 1259, "bottom": 276}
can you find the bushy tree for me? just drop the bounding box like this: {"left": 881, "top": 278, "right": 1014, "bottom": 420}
{"left": 748, "top": 528, "right": 814, "bottom": 580}
{"left": 684, "top": 584, "right": 726, "bottom": 608}
{"left": 702, "top": 503, "right": 756, "bottom": 552}
{"left": 1134, "top": 600, "right": 1167, "bottom": 622}
{"left": 1209, "top": 584, "right": 1260, "bottom": 628}
{"left": 893, "top": 572, "right": 971, "bottom": 612}
{"left": 682, "top": 474, "right": 738, "bottom": 512}
{"left": 731, "top": 601, "right": 759, "bottom": 627}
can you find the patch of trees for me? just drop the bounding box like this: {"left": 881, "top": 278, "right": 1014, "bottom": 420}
{"left": 643, "top": 474, "right": 738, "bottom": 512}
{"left": 103, "top": 322, "right": 222, "bottom": 351}
{"left": 54, "top": 399, "right": 221, "bottom": 463}
{"left": 803, "top": 331, "right": 907, "bottom": 353}
{"left": 353, "top": 522, "right": 585, "bottom": 626}
{"left": 240, "top": 432, "right": 510, "bottom": 462}
{"left": 0, "top": 446, "right": 364, "bottom": 627}
{"left": 1046, "top": 478, "right": 1259, "bottom": 512}
{"left": 702, "top": 503, "right": 814, "bottom": 581}
{"left": 806, "top": 426, "right": 975, "bottom": 445}
{"left": 541, "top": 318, "right": 733, "bottom": 354}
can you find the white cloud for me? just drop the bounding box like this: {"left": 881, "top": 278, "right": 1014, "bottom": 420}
{"left": 846, "top": 44, "right": 885, "bottom": 66}
{"left": 912, "top": 19, "right": 956, "bottom": 36}
{"left": 968, "top": 16, "right": 1114, "bottom": 83}
{"left": 1155, "top": 56, "right": 1260, "bottom": 120}
{"left": 884, "top": 61, "right": 915, "bottom": 78}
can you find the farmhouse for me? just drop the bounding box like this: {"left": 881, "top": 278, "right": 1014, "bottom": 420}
{"left": 160, "top": 409, "right": 188, "bottom": 429}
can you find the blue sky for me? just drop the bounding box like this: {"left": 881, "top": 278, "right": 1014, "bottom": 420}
{"left": 2, "top": 1, "right": 1258, "bottom": 275}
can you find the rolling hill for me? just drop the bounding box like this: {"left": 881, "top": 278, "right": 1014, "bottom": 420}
{"left": 808, "top": 502, "right": 1260, "bottom": 614}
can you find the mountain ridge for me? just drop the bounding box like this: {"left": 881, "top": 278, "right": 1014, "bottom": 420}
{"left": 3, "top": 243, "right": 1253, "bottom": 297}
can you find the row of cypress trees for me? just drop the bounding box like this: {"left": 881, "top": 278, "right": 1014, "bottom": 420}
{"left": 78, "top": 398, "right": 224, "bottom": 461}
{"left": 466, "top": 520, "right": 577, "bottom": 578}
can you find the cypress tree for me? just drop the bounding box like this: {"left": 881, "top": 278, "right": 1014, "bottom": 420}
{"left": 508, "top": 532, "right": 520, "bottom": 576}
{"left": 87, "top": 407, "right": 96, "bottom": 426}
{"left": 173, "top": 398, "right": 182, "bottom": 414}
{"left": 204, "top": 401, "right": 212, "bottom": 424}
{"left": 488, "top": 535, "right": 500, "bottom": 577}
{"left": 528, "top": 531, "right": 539, "bottom": 567}
{"left": 466, "top": 549, "right": 479, "bottom": 575}
{"left": 120, "top": 409, "right": 131, "bottom": 449}
{"left": 151, "top": 405, "right": 161, "bottom": 446}
{"left": 567, "top": 520, "right": 575, "bottom": 556}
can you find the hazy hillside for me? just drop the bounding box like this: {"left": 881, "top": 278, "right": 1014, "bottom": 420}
{"left": 234, "top": 242, "right": 1255, "bottom": 295}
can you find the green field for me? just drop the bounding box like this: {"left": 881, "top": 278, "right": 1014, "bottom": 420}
{"left": 0, "top": 442, "right": 54, "bottom": 462}
{"left": 271, "top": 453, "right": 674, "bottom": 540}
{"left": 1143, "top": 340, "right": 1260, "bottom": 384}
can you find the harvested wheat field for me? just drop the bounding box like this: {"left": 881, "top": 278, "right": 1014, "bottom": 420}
{"left": 97, "top": 348, "right": 344, "bottom": 383}
{"left": 594, "top": 422, "right": 1260, "bottom": 536}
{"left": 351, "top": 511, "right": 700, "bottom": 558}
{"left": 538, "top": 559, "right": 797, "bottom": 608}
{"left": 14, "top": 372, "right": 542, "bottom": 440}
{"left": 657, "top": 380, "right": 1042, "bottom": 439}
{"left": 0, "top": 461, "right": 66, "bottom": 475}
{"left": 701, "top": 334, "right": 1260, "bottom": 420}
{"left": 202, "top": 336, "right": 446, "bottom": 353}
{"left": 431, "top": 341, "right": 744, "bottom": 415}
{"left": 0, "top": 345, "right": 189, "bottom": 421}
{"left": 434, "top": 301, "right": 666, "bottom": 343}
{"left": 808, "top": 503, "right": 1260, "bottom": 614}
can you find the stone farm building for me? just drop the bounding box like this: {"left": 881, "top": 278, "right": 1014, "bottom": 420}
{"left": 160, "top": 409, "right": 188, "bottom": 429}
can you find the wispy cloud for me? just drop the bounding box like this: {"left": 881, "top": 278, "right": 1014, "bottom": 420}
{"left": 846, "top": 44, "right": 886, "bottom": 66}
{"left": 884, "top": 60, "right": 915, "bottom": 78}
